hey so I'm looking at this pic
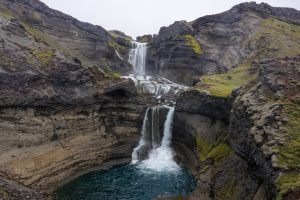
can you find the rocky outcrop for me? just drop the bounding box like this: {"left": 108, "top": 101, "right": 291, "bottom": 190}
{"left": 172, "top": 55, "right": 300, "bottom": 200}
{"left": 146, "top": 2, "right": 300, "bottom": 85}
{"left": 0, "top": 76, "right": 147, "bottom": 192}
{"left": 0, "top": 0, "right": 131, "bottom": 75}
{"left": 0, "top": 0, "right": 148, "bottom": 193}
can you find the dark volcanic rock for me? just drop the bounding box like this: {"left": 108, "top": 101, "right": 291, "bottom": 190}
{"left": 147, "top": 2, "right": 300, "bottom": 85}
{"left": 176, "top": 90, "right": 232, "bottom": 123}
{"left": 0, "top": 0, "right": 148, "bottom": 193}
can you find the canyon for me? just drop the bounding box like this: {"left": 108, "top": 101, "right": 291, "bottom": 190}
{"left": 0, "top": 0, "right": 299, "bottom": 200}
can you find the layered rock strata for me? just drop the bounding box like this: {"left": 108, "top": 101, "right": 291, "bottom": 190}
{"left": 172, "top": 56, "right": 300, "bottom": 200}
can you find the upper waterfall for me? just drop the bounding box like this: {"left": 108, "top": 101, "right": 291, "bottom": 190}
{"left": 129, "top": 42, "right": 148, "bottom": 75}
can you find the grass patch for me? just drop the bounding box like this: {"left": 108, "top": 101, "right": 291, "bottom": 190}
{"left": 276, "top": 100, "right": 300, "bottom": 169}
{"left": 276, "top": 171, "right": 300, "bottom": 200}
{"left": 252, "top": 14, "right": 300, "bottom": 59}
{"left": 107, "top": 30, "right": 132, "bottom": 42}
{"left": 190, "top": 59, "right": 258, "bottom": 98}
{"left": 184, "top": 35, "right": 203, "bottom": 55}
{"left": 108, "top": 41, "right": 127, "bottom": 55}
{"left": 101, "top": 58, "right": 121, "bottom": 78}
{"left": 197, "top": 134, "right": 230, "bottom": 165}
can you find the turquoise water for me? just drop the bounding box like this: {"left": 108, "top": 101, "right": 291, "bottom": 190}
{"left": 53, "top": 164, "right": 197, "bottom": 200}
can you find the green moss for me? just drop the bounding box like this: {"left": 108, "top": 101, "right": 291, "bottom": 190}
{"left": 139, "top": 37, "right": 149, "bottom": 43}
{"left": 108, "top": 41, "right": 126, "bottom": 55}
{"left": 200, "top": 165, "right": 211, "bottom": 173}
{"left": 0, "top": 189, "right": 8, "bottom": 199}
{"left": 275, "top": 101, "right": 300, "bottom": 170}
{"left": 197, "top": 136, "right": 213, "bottom": 162}
{"left": 252, "top": 14, "right": 300, "bottom": 58}
{"left": 189, "top": 58, "right": 258, "bottom": 98}
{"left": 107, "top": 31, "right": 132, "bottom": 42}
{"left": 101, "top": 58, "right": 121, "bottom": 78}
{"left": 276, "top": 171, "right": 300, "bottom": 200}
{"left": 206, "top": 143, "right": 231, "bottom": 165}
{"left": 30, "top": 48, "right": 54, "bottom": 68}
{"left": 197, "top": 135, "right": 230, "bottom": 165}
{"left": 184, "top": 35, "right": 203, "bottom": 55}
{"left": 0, "top": 4, "right": 14, "bottom": 20}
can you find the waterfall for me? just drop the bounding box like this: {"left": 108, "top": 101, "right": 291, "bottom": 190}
{"left": 132, "top": 106, "right": 179, "bottom": 172}
{"left": 132, "top": 107, "right": 150, "bottom": 164}
{"left": 129, "top": 42, "right": 147, "bottom": 75}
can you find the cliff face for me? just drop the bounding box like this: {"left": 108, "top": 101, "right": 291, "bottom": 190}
{"left": 0, "top": 0, "right": 147, "bottom": 192}
{"left": 145, "top": 2, "right": 300, "bottom": 85}
{"left": 169, "top": 2, "right": 300, "bottom": 199}
{"left": 0, "top": 0, "right": 131, "bottom": 76}
{"left": 174, "top": 56, "right": 300, "bottom": 200}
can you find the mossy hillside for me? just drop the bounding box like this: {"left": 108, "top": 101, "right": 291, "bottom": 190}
{"left": 253, "top": 15, "right": 300, "bottom": 59}
{"left": 190, "top": 58, "right": 258, "bottom": 98}
{"left": 276, "top": 171, "right": 300, "bottom": 200}
{"left": 189, "top": 15, "right": 300, "bottom": 98}
{"left": 101, "top": 58, "right": 121, "bottom": 78}
{"left": 183, "top": 35, "right": 203, "bottom": 55}
{"left": 108, "top": 41, "right": 127, "bottom": 55}
{"left": 275, "top": 98, "right": 300, "bottom": 199}
{"left": 107, "top": 30, "right": 132, "bottom": 42}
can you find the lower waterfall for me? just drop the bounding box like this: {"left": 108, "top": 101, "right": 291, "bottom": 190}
{"left": 132, "top": 106, "right": 179, "bottom": 172}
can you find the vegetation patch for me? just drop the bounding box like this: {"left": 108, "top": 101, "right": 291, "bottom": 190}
{"left": 29, "top": 48, "right": 54, "bottom": 68}
{"left": 253, "top": 16, "right": 300, "bottom": 59}
{"left": 197, "top": 134, "right": 230, "bottom": 165}
{"left": 184, "top": 35, "right": 203, "bottom": 55}
{"left": 107, "top": 30, "right": 132, "bottom": 42}
{"left": 109, "top": 41, "right": 127, "bottom": 55}
{"left": 190, "top": 59, "right": 258, "bottom": 98}
{"left": 276, "top": 171, "right": 300, "bottom": 200}
{"left": 101, "top": 58, "right": 121, "bottom": 78}
{"left": 0, "top": 4, "right": 14, "bottom": 20}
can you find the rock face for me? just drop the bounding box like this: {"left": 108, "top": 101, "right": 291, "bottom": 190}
{"left": 173, "top": 55, "right": 300, "bottom": 200}
{"left": 0, "top": 0, "right": 147, "bottom": 193}
{"left": 146, "top": 2, "right": 300, "bottom": 85}
{"left": 0, "top": 0, "right": 131, "bottom": 75}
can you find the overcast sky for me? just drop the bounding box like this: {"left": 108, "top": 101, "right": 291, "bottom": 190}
{"left": 40, "top": 0, "right": 300, "bottom": 39}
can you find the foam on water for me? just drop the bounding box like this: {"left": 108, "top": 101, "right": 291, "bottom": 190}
{"left": 133, "top": 106, "right": 180, "bottom": 172}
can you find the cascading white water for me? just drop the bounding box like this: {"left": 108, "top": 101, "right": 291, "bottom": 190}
{"left": 132, "top": 107, "right": 150, "bottom": 164}
{"left": 129, "top": 42, "right": 148, "bottom": 75}
{"left": 132, "top": 106, "right": 179, "bottom": 172}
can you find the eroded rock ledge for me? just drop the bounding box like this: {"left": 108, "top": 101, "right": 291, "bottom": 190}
{"left": 172, "top": 56, "right": 300, "bottom": 199}
{"left": 0, "top": 77, "right": 147, "bottom": 192}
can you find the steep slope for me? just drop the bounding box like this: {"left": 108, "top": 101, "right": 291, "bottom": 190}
{"left": 171, "top": 4, "right": 300, "bottom": 200}
{"left": 145, "top": 2, "right": 300, "bottom": 85}
{"left": 0, "top": 0, "right": 147, "bottom": 192}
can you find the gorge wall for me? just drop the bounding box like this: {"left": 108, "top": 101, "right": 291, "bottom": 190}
{"left": 0, "top": 0, "right": 148, "bottom": 193}
{"left": 142, "top": 2, "right": 300, "bottom": 86}
{"left": 168, "top": 4, "right": 300, "bottom": 199}
{"left": 0, "top": 0, "right": 300, "bottom": 200}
